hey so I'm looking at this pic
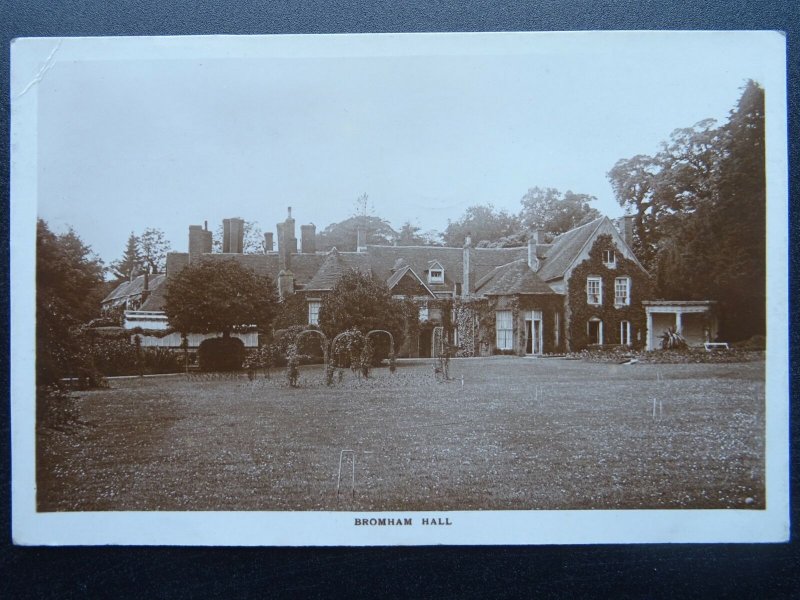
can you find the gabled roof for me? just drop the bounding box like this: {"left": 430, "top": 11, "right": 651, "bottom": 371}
{"left": 304, "top": 248, "right": 371, "bottom": 291}
{"left": 536, "top": 217, "right": 605, "bottom": 281}
{"left": 368, "top": 245, "right": 463, "bottom": 287}
{"left": 367, "top": 245, "right": 528, "bottom": 294}
{"left": 475, "top": 259, "right": 558, "bottom": 296}
{"left": 386, "top": 265, "right": 435, "bottom": 297}
{"left": 102, "top": 273, "right": 166, "bottom": 304}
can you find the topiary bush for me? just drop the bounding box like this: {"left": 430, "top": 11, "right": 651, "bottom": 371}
{"left": 198, "top": 336, "right": 245, "bottom": 372}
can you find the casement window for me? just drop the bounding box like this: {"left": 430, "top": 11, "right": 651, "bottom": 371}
{"left": 620, "top": 320, "right": 631, "bottom": 346}
{"left": 495, "top": 310, "right": 513, "bottom": 350}
{"left": 587, "top": 277, "right": 602, "bottom": 305}
{"left": 602, "top": 249, "right": 616, "bottom": 268}
{"left": 419, "top": 304, "right": 429, "bottom": 321}
{"left": 307, "top": 301, "right": 321, "bottom": 326}
{"left": 614, "top": 277, "right": 631, "bottom": 306}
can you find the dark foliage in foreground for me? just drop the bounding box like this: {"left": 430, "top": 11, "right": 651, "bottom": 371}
{"left": 36, "top": 219, "right": 106, "bottom": 386}
{"left": 198, "top": 336, "right": 246, "bottom": 372}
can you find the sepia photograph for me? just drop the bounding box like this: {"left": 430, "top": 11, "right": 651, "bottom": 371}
{"left": 11, "top": 31, "right": 788, "bottom": 545}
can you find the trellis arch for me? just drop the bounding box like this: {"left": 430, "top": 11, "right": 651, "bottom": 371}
{"left": 366, "top": 329, "right": 395, "bottom": 358}
{"left": 291, "top": 328, "right": 330, "bottom": 383}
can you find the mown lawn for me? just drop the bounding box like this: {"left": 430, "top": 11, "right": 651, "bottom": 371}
{"left": 37, "top": 356, "right": 765, "bottom": 511}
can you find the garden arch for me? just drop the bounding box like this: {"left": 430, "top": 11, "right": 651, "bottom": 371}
{"left": 366, "top": 329, "right": 395, "bottom": 358}
{"left": 293, "top": 328, "right": 330, "bottom": 366}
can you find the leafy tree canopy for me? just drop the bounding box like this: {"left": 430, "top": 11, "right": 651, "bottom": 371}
{"left": 110, "top": 232, "right": 144, "bottom": 281}
{"left": 110, "top": 228, "right": 172, "bottom": 278}
{"left": 316, "top": 215, "right": 397, "bottom": 252}
{"left": 163, "top": 259, "right": 278, "bottom": 336}
{"left": 212, "top": 220, "right": 266, "bottom": 254}
{"left": 37, "top": 219, "right": 105, "bottom": 384}
{"left": 138, "top": 228, "right": 172, "bottom": 274}
{"left": 519, "top": 187, "right": 601, "bottom": 238}
{"left": 608, "top": 80, "right": 765, "bottom": 340}
{"left": 442, "top": 204, "right": 519, "bottom": 247}
{"left": 317, "top": 270, "right": 404, "bottom": 340}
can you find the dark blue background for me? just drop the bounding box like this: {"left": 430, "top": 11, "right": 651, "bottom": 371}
{"left": 2, "top": 1, "right": 798, "bottom": 598}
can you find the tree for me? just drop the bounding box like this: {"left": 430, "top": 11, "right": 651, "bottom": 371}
{"left": 607, "top": 80, "right": 766, "bottom": 340}
{"left": 163, "top": 258, "right": 278, "bottom": 337}
{"left": 317, "top": 270, "right": 404, "bottom": 341}
{"left": 316, "top": 215, "right": 397, "bottom": 251}
{"left": 442, "top": 204, "right": 520, "bottom": 247}
{"left": 37, "top": 220, "right": 105, "bottom": 385}
{"left": 110, "top": 232, "right": 144, "bottom": 281}
{"left": 212, "top": 220, "right": 266, "bottom": 254}
{"left": 138, "top": 228, "right": 172, "bottom": 273}
{"left": 519, "top": 187, "right": 602, "bottom": 238}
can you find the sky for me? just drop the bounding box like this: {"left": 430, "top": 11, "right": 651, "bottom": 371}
{"left": 33, "top": 33, "right": 772, "bottom": 266}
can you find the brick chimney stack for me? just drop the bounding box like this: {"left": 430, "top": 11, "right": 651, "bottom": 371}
{"left": 264, "top": 232, "right": 274, "bottom": 253}
{"left": 189, "top": 224, "right": 212, "bottom": 264}
{"left": 222, "top": 217, "right": 245, "bottom": 253}
{"left": 277, "top": 207, "right": 297, "bottom": 269}
{"left": 462, "top": 232, "right": 472, "bottom": 299}
{"left": 528, "top": 233, "right": 541, "bottom": 271}
{"left": 613, "top": 215, "right": 635, "bottom": 248}
{"left": 357, "top": 226, "right": 367, "bottom": 252}
{"left": 301, "top": 224, "right": 316, "bottom": 254}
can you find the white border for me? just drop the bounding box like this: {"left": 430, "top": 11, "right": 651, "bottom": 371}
{"left": 11, "top": 31, "right": 789, "bottom": 546}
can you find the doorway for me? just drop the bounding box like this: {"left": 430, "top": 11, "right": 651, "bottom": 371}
{"left": 524, "top": 310, "right": 543, "bottom": 355}
{"left": 587, "top": 319, "right": 603, "bottom": 345}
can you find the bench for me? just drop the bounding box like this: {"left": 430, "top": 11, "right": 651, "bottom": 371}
{"left": 704, "top": 342, "right": 729, "bottom": 351}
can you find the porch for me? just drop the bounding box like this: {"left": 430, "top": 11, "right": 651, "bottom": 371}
{"left": 643, "top": 301, "right": 718, "bottom": 351}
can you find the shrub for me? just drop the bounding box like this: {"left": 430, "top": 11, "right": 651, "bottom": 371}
{"left": 660, "top": 327, "right": 687, "bottom": 350}
{"left": 198, "top": 336, "right": 245, "bottom": 372}
{"left": 141, "top": 347, "right": 182, "bottom": 374}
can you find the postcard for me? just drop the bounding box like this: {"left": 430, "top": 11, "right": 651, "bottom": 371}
{"left": 11, "top": 31, "right": 789, "bottom": 545}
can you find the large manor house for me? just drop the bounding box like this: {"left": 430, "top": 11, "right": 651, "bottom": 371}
{"left": 103, "top": 208, "right": 719, "bottom": 357}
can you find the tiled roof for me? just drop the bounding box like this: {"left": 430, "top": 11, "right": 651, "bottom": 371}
{"left": 386, "top": 265, "right": 434, "bottom": 296}
{"left": 174, "top": 252, "right": 327, "bottom": 287}
{"left": 368, "top": 245, "right": 463, "bottom": 290}
{"left": 139, "top": 282, "right": 168, "bottom": 311}
{"left": 475, "top": 259, "right": 558, "bottom": 296}
{"left": 537, "top": 217, "right": 605, "bottom": 281}
{"left": 102, "top": 273, "right": 166, "bottom": 304}
{"left": 304, "top": 248, "right": 371, "bottom": 291}
{"left": 470, "top": 247, "right": 527, "bottom": 283}
{"left": 367, "top": 244, "right": 527, "bottom": 294}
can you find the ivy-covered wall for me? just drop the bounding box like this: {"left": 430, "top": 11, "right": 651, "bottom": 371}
{"left": 460, "top": 294, "right": 565, "bottom": 356}
{"left": 566, "top": 234, "right": 653, "bottom": 351}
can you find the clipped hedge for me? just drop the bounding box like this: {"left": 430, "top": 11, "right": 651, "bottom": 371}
{"left": 198, "top": 336, "right": 245, "bottom": 372}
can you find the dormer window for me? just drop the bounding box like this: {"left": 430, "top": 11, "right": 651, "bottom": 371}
{"left": 602, "top": 249, "right": 616, "bottom": 268}
{"left": 427, "top": 261, "right": 445, "bottom": 284}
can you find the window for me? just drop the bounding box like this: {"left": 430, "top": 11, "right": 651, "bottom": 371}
{"left": 615, "top": 277, "right": 631, "bottom": 305}
{"left": 307, "top": 301, "right": 321, "bottom": 325}
{"left": 419, "top": 304, "right": 429, "bottom": 321}
{"left": 496, "top": 310, "right": 513, "bottom": 350}
{"left": 602, "top": 249, "right": 616, "bottom": 268}
{"left": 620, "top": 320, "right": 631, "bottom": 346}
{"left": 428, "top": 263, "right": 445, "bottom": 284}
{"left": 587, "top": 277, "right": 602, "bottom": 305}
